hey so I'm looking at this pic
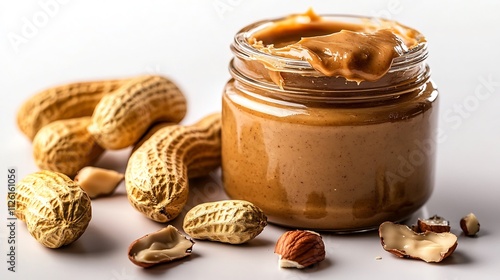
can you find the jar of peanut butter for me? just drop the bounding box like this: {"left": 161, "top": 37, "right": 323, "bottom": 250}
{"left": 221, "top": 10, "right": 439, "bottom": 232}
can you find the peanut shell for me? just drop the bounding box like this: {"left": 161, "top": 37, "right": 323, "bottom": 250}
{"left": 17, "top": 78, "right": 125, "bottom": 140}
{"left": 183, "top": 200, "right": 267, "bottom": 244}
{"left": 126, "top": 113, "right": 221, "bottom": 222}
{"left": 88, "top": 75, "right": 187, "bottom": 150}
{"left": 15, "top": 170, "right": 92, "bottom": 248}
{"left": 32, "top": 117, "right": 104, "bottom": 177}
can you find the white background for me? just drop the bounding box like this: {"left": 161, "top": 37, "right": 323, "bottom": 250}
{"left": 1, "top": 0, "right": 499, "bottom": 279}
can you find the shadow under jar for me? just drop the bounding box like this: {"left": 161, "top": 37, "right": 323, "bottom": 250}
{"left": 221, "top": 12, "right": 439, "bottom": 232}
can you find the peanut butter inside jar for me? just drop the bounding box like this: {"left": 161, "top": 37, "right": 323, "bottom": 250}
{"left": 221, "top": 10, "right": 438, "bottom": 232}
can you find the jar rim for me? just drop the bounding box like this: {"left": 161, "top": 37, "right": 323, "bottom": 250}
{"left": 231, "top": 14, "right": 428, "bottom": 75}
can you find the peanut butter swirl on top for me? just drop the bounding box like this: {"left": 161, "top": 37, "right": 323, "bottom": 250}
{"left": 249, "top": 9, "right": 425, "bottom": 84}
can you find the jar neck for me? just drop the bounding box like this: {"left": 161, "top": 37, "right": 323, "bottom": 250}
{"left": 229, "top": 14, "right": 430, "bottom": 103}
{"left": 230, "top": 57, "right": 430, "bottom": 103}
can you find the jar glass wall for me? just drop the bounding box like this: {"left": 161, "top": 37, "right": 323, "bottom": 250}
{"left": 221, "top": 13, "right": 439, "bottom": 232}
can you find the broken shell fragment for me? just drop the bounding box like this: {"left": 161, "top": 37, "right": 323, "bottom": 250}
{"left": 128, "top": 225, "right": 194, "bottom": 268}
{"left": 460, "top": 213, "right": 480, "bottom": 236}
{"left": 379, "top": 221, "right": 457, "bottom": 263}
{"left": 417, "top": 215, "right": 451, "bottom": 233}
{"left": 74, "top": 166, "right": 124, "bottom": 198}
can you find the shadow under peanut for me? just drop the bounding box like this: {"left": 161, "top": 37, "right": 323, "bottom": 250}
{"left": 56, "top": 224, "right": 118, "bottom": 254}
{"left": 136, "top": 252, "right": 200, "bottom": 275}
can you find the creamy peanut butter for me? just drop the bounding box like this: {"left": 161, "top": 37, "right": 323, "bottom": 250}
{"left": 247, "top": 9, "right": 424, "bottom": 86}
{"left": 222, "top": 11, "right": 438, "bottom": 231}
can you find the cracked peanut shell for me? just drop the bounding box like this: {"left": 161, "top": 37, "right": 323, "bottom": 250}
{"left": 379, "top": 221, "right": 457, "bottom": 263}
{"left": 128, "top": 225, "right": 194, "bottom": 268}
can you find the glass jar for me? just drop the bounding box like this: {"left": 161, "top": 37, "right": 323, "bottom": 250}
{"left": 221, "top": 14, "right": 439, "bottom": 232}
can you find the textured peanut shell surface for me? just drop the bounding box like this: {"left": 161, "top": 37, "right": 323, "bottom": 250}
{"left": 17, "top": 78, "right": 126, "bottom": 140}
{"left": 15, "top": 170, "right": 92, "bottom": 248}
{"left": 183, "top": 200, "right": 268, "bottom": 244}
{"left": 32, "top": 117, "right": 104, "bottom": 177}
{"left": 131, "top": 122, "right": 174, "bottom": 154}
{"left": 126, "top": 113, "right": 221, "bottom": 222}
{"left": 88, "top": 75, "right": 187, "bottom": 150}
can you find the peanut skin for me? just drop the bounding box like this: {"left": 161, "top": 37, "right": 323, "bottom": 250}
{"left": 125, "top": 113, "right": 221, "bottom": 222}
{"left": 17, "top": 78, "right": 126, "bottom": 140}
{"left": 32, "top": 117, "right": 104, "bottom": 178}
{"left": 15, "top": 170, "right": 92, "bottom": 248}
{"left": 88, "top": 75, "right": 187, "bottom": 150}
